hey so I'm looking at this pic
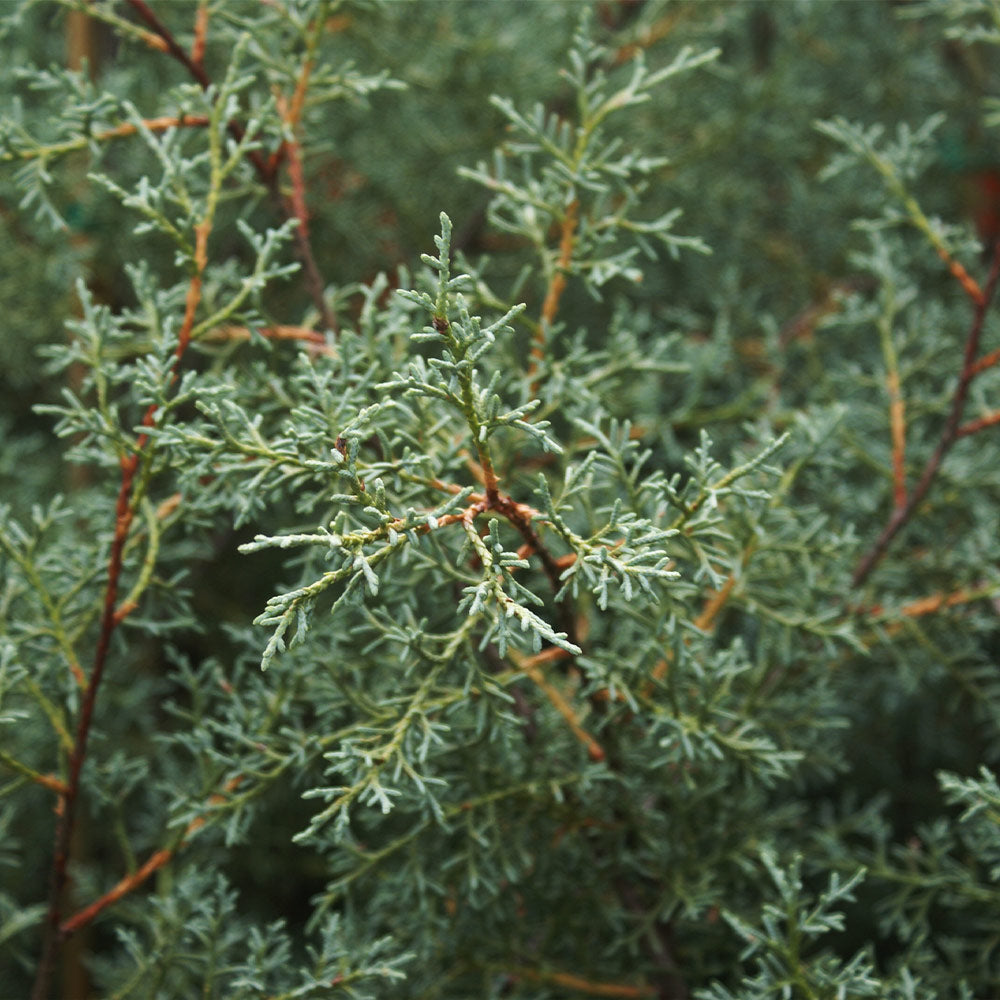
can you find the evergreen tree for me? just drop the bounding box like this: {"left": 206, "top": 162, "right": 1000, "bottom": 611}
{"left": 2, "top": 2, "right": 1000, "bottom": 997}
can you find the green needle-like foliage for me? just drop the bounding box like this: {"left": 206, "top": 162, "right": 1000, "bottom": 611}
{"left": 2, "top": 2, "right": 1000, "bottom": 998}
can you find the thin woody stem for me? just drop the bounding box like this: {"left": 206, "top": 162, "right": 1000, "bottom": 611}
{"left": 504, "top": 963, "right": 655, "bottom": 998}
{"left": 530, "top": 198, "right": 579, "bottom": 378}
{"left": 271, "top": 0, "right": 339, "bottom": 333}
{"left": 124, "top": 0, "right": 271, "bottom": 185}
{"left": 852, "top": 236, "right": 1000, "bottom": 589}
{"left": 877, "top": 291, "right": 907, "bottom": 510}
{"left": 957, "top": 410, "right": 1000, "bottom": 437}
{"left": 514, "top": 648, "right": 604, "bottom": 762}
{"left": 888, "top": 369, "right": 907, "bottom": 510}
{"left": 647, "top": 548, "right": 748, "bottom": 692}
{"left": 967, "top": 345, "right": 1000, "bottom": 378}
{"left": 205, "top": 323, "right": 336, "bottom": 355}
{"left": 0, "top": 750, "right": 69, "bottom": 795}
{"left": 127, "top": 0, "right": 210, "bottom": 86}
{"left": 936, "top": 245, "right": 984, "bottom": 306}
{"left": 1, "top": 114, "right": 210, "bottom": 164}
{"left": 862, "top": 582, "right": 999, "bottom": 623}
{"left": 30, "top": 211, "right": 211, "bottom": 1000}
{"left": 124, "top": 0, "right": 337, "bottom": 332}
{"left": 59, "top": 776, "right": 244, "bottom": 936}
{"left": 191, "top": 0, "right": 208, "bottom": 70}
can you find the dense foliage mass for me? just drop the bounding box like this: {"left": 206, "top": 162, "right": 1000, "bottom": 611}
{"left": 2, "top": 2, "right": 1000, "bottom": 998}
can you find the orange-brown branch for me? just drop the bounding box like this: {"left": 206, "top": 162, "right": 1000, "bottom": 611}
{"left": 205, "top": 323, "right": 335, "bottom": 356}
{"left": 900, "top": 586, "right": 987, "bottom": 618}
{"left": 31, "top": 208, "right": 211, "bottom": 1000}
{"left": 275, "top": 94, "right": 312, "bottom": 241}
{"left": 936, "top": 246, "right": 984, "bottom": 306}
{"left": 287, "top": 52, "right": 315, "bottom": 135}
{"left": 113, "top": 114, "right": 208, "bottom": 140}
{"left": 957, "top": 409, "right": 1000, "bottom": 437}
{"left": 510, "top": 965, "right": 655, "bottom": 998}
{"left": 967, "top": 345, "right": 1000, "bottom": 378}
{"left": 61, "top": 848, "right": 172, "bottom": 936}
{"left": 0, "top": 758, "right": 70, "bottom": 796}
{"left": 60, "top": 776, "right": 244, "bottom": 935}
{"left": 190, "top": 2, "right": 208, "bottom": 69}
{"left": 515, "top": 649, "right": 604, "bottom": 762}
{"left": 649, "top": 561, "right": 743, "bottom": 690}
{"left": 886, "top": 367, "right": 907, "bottom": 509}
{"left": 531, "top": 199, "right": 579, "bottom": 374}
{"left": 853, "top": 237, "right": 1000, "bottom": 587}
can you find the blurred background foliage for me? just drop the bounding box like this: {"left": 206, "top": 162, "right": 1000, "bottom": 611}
{"left": 3, "top": 0, "right": 997, "bottom": 509}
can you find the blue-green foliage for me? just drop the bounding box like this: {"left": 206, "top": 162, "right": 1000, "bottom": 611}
{"left": 2, "top": 1, "right": 1000, "bottom": 997}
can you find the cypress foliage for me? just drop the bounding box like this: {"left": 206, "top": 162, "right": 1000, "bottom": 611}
{"left": 2, "top": 2, "right": 999, "bottom": 998}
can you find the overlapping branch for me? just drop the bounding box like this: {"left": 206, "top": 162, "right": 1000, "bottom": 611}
{"left": 853, "top": 236, "right": 1000, "bottom": 588}
{"left": 125, "top": 0, "right": 338, "bottom": 332}
{"left": 31, "top": 221, "right": 210, "bottom": 1000}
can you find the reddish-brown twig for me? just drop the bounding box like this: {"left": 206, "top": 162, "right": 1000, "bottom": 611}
{"left": 886, "top": 365, "right": 907, "bottom": 511}
{"left": 30, "top": 220, "right": 210, "bottom": 1000}
{"left": 957, "top": 410, "right": 1000, "bottom": 437}
{"left": 936, "top": 245, "right": 984, "bottom": 307}
{"left": 530, "top": 199, "right": 579, "bottom": 379}
{"left": 514, "top": 647, "right": 604, "bottom": 762}
{"left": 273, "top": 90, "right": 339, "bottom": 334}
{"left": 507, "top": 964, "right": 655, "bottom": 998}
{"left": 874, "top": 584, "right": 995, "bottom": 623}
{"left": 60, "top": 776, "right": 244, "bottom": 936}
{"left": 191, "top": 1, "right": 208, "bottom": 70}
{"left": 647, "top": 542, "right": 750, "bottom": 694}
{"left": 124, "top": 1, "right": 270, "bottom": 184}
{"left": 204, "top": 323, "right": 335, "bottom": 356}
{"left": 124, "top": 0, "right": 338, "bottom": 332}
{"left": 852, "top": 237, "right": 1000, "bottom": 588}
{"left": 0, "top": 753, "right": 69, "bottom": 795}
{"left": 966, "top": 345, "right": 1000, "bottom": 378}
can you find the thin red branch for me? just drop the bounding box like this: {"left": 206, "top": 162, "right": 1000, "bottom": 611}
{"left": 852, "top": 236, "right": 1000, "bottom": 588}
{"left": 127, "top": 0, "right": 209, "bottom": 85}
{"left": 276, "top": 96, "right": 311, "bottom": 244}
{"left": 60, "top": 776, "right": 244, "bottom": 935}
{"left": 265, "top": 5, "right": 320, "bottom": 176}
{"left": 100, "top": 113, "right": 209, "bottom": 142}
{"left": 509, "top": 964, "right": 655, "bottom": 998}
{"left": 967, "top": 345, "right": 1000, "bottom": 378}
{"left": 530, "top": 199, "right": 579, "bottom": 378}
{"left": 647, "top": 550, "right": 747, "bottom": 693}
{"left": 30, "top": 221, "right": 209, "bottom": 1000}
{"left": 275, "top": 92, "right": 338, "bottom": 334}
{"left": 899, "top": 585, "right": 987, "bottom": 619}
{"left": 516, "top": 649, "right": 604, "bottom": 762}
{"left": 205, "top": 323, "right": 335, "bottom": 356}
{"left": 886, "top": 367, "right": 907, "bottom": 510}
{"left": 191, "top": 1, "right": 208, "bottom": 70}
{"left": 957, "top": 409, "right": 1000, "bottom": 438}
{"left": 287, "top": 48, "right": 315, "bottom": 135}
{"left": 3, "top": 764, "right": 70, "bottom": 796}
{"left": 125, "top": 0, "right": 272, "bottom": 180}
{"left": 124, "top": 1, "right": 339, "bottom": 332}
{"left": 62, "top": 849, "right": 172, "bottom": 936}
{"left": 936, "top": 245, "right": 984, "bottom": 306}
